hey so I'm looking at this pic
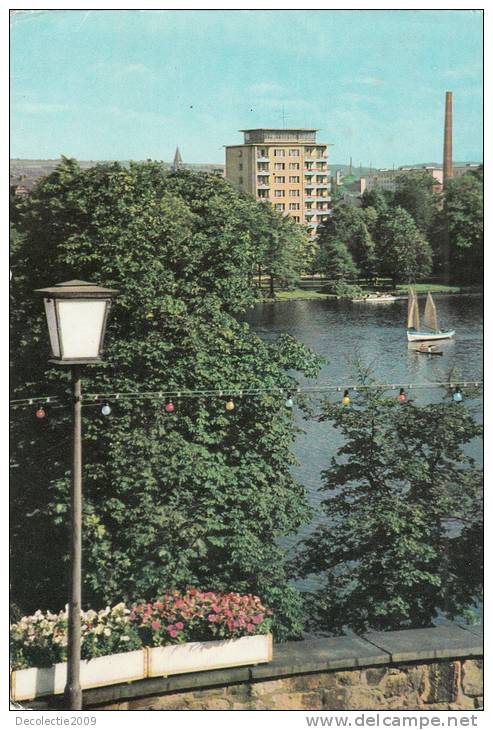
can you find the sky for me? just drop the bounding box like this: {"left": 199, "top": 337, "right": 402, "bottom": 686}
{"left": 10, "top": 9, "right": 483, "bottom": 167}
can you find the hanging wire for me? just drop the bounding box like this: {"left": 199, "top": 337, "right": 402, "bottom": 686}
{"left": 9, "top": 380, "right": 483, "bottom": 409}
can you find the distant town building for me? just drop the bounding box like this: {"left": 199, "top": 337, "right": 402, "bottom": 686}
{"left": 225, "top": 128, "right": 330, "bottom": 236}
{"left": 453, "top": 163, "right": 481, "bottom": 178}
{"left": 362, "top": 166, "right": 444, "bottom": 194}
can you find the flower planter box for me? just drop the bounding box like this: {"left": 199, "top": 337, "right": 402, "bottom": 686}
{"left": 11, "top": 649, "right": 146, "bottom": 702}
{"left": 11, "top": 635, "right": 273, "bottom": 700}
{"left": 147, "top": 634, "right": 273, "bottom": 678}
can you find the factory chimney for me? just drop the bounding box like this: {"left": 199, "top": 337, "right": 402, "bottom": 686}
{"left": 443, "top": 91, "right": 453, "bottom": 181}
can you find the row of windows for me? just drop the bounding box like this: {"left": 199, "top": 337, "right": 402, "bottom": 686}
{"left": 257, "top": 162, "right": 326, "bottom": 172}
{"left": 257, "top": 147, "right": 326, "bottom": 157}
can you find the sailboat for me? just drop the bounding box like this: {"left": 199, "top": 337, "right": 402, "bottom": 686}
{"left": 406, "top": 289, "right": 455, "bottom": 342}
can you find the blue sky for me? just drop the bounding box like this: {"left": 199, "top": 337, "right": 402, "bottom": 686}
{"left": 10, "top": 9, "right": 483, "bottom": 166}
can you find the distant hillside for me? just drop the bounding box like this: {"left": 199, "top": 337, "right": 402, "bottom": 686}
{"left": 10, "top": 158, "right": 225, "bottom": 190}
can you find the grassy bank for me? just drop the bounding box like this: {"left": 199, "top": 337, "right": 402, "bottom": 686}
{"left": 257, "top": 282, "right": 478, "bottom": 302}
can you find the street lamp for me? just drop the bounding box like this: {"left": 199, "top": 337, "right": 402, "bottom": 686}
{"left": 36, "top": 280, "right": 117, "bottom": 710}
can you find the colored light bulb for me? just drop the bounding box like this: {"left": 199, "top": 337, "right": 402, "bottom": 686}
{"left": 398, "top": 389, "right": 407, "bottom": 403}
{"left": 225, "top": 399, "right": 235, "bottom": 411}
{"left": 35, "top": 407, "right": 46, "bottom": 419}
{"left": 342, "top": 390, "right": 350, "bottom": 406}
{"left": 285, "top": 397, "right": 294, "bottom": 409}
{"left": 453, "top": 389, "right": 463, "bottom": 403}
{"left": 165, "top": 400, "right": 175, "bottom": 413}
{"left": 101, "top": 403, "right": 111, "bottom": 416}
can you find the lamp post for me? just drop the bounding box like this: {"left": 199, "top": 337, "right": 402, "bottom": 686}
{"left": 36, "top": 280, "right": 117, "bottom": 710}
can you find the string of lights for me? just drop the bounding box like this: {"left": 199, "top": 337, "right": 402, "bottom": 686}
{"left": 10, "top": 379, "right": 483, "bottom": 409}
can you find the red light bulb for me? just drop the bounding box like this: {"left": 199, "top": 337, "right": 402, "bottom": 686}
{"left": 165, "top": 400, "right": 174, "bottom": 413}
{"left": 36, "top": 407, "right": 46, "bottom": 419}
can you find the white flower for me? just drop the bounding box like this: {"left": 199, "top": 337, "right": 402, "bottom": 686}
{"left": 103, "top": 628, "right": 111, "bottom": 637}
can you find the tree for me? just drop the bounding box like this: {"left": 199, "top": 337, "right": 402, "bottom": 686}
{"left": 360, "top": 189, "right": 388, "bottom": 217}
{"left": 432, "top": 169, "right": 483, "bottom": 284}
{"left": 316, "top": 204, "right": 374, "bottom": 279}
{"left": 375, "top": 206, "right": 432, "bottom": 285}
{"left": 254, "top": 205, "right": 309, "bottom": 297}
{"left": 391, "top": 171, "right": 437, "bottom": 236}
{"left": 294, "top": 369, "right": 483, "bottom": 634}
{"left": 10, "top": 159, "right": 323, "bottom": 640}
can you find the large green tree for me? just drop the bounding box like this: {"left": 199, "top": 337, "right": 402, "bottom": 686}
{"left": 10, "top": 159, "right": 323, "bottom": 639}
{"left": 391, "top": 170, "right": 437, "bottom": 236}
{"left": 294, "top": 371, "right": 483, "bottom": 634}
{"left": 431, "top": 168, "right": 483, "bottom": 284}
{"left": 375, "top": 206, "right": 432, "bottom": 285}
{"left": 316, "top": 204, "right": 374, "bottom": 279}
{"left": 254, "top": 204, "right": 309, "bottom": 297}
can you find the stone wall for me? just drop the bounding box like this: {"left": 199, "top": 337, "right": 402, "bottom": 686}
{"left": 97, "top": 659, "right": 483, "bottom": 711}
{"left": 28, "top": 624, "right": 483, "bottom": 712}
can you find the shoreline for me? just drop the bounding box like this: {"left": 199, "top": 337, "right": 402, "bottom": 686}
{"left": 255, "top": 289, "right": 483, "bottom": 304}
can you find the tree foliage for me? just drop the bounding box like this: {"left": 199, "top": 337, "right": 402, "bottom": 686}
{"left": 432, "top": 169, "right": 483, "bottom": 284}
{"left": 374, "top": 206, "right": 432, "bottom": 284}
{"left": 294, "top": 368, "right": 483, "bottom": 634}
{"left": 316, "top": 204, "right": 374, "bottom": 281}
{"left": 392, "top": 171, "right": 437, "bottom": 236}
{"left": 254, "top": 205, "right": 310, "bottom": 296}
{"left": 10, "top": 159, "right": 323, "bottom": 640}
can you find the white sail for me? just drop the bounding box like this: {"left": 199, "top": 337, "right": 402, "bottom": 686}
{"left": 423, "top": 292, "right": 438, "bottom": 332}
{"left": 407, "top": 289, "right": 420, "bottom": 331}
{"left": 407, "top": 290, "right": 415, "bottom": 329}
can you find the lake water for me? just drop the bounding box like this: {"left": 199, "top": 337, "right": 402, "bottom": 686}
{"left": 242, "top": 294, "right": 483, "bottom": 614}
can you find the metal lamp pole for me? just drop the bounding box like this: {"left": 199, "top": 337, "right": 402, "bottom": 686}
{"left": 65, "top": 366, "right": 83, "bottom": 709}
{"left": 36, "top": 280, "right": 117, "bottom": 711}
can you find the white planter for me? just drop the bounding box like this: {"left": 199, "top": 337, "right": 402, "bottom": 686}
{"left": 147, "top": 633, "right": 273, "bottom": 678}
{"left": 11, "top": 649, "right": 146, "bottom": 701}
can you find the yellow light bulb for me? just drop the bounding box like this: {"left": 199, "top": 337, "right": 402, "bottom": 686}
{"left": 225, "top": 399, "right": 235, "bottom": 411}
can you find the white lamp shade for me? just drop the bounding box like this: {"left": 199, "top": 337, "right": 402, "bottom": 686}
{"left": 55, "top": 299, "right": 108, "bottom": 359}
{"left": 37, "top": 280, "right": 117, "bottom": 364}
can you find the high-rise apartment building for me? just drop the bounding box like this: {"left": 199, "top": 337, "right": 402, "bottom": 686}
{"left": 225, "top": 129, "right": 330, "bottom": 236}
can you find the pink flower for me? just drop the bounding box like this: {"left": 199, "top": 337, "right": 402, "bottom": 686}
{"left": 175, "top": 622, "right": 184, "bottom": 630}
{"left": 151, "top": 620, "right": 161, "bottom": 630}
{"left": 167, "top": 624, "right": 175, "bottom": 632}
{"left": 246, "top": 624, "right": 255, "bottom": 633}
{"left": 208, "top": 614, "right": 217, "bottom": 622}
{"left": 169, "top": 629, "right": 178, "bottom": 638}
{"left": 252, "top": 614, "right": 264, "bottom": 624}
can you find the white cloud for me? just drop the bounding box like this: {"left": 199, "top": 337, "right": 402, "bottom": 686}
{"left": 14, "top": 101, "right": 74, "bottom": 114}
{"left": 248, "top": 82, "right": 283, "bottom": 94}
{"left": 346, "top": 76, "right": 383, "bottom": 87}
{"left": 91, "top": 61, "right": 152, "bottom": 76}
{"left": 443, "top": 63, "right": 482, "bottom": 79}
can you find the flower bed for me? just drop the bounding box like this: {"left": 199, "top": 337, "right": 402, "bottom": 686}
{"left": 10, "top": 590, "right": 272, "bottom": 700}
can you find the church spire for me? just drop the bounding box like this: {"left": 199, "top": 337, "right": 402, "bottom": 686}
{"left": 172, "top": 146, "right": 183, "bottom": 172}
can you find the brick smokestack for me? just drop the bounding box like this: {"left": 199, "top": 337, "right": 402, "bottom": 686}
{"left": 443, "top": 91, "right": 453, "bottom": 181}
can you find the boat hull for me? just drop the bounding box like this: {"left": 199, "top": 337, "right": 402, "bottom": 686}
{"left": 407, "top": 329, "right": 455, "bottom": 342}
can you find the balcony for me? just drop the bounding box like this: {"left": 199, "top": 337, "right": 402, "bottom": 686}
{"left": 304, "top": 168, "right": 315, "bottom": 174}
{"left": 257, "top": 156, "right": 270, "bottom": 163}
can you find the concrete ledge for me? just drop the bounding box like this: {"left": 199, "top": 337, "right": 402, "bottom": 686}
{"left": 24, "top": 623, "right": 483, "bottom": 709}
{"left": 250, "top": 635, "right": 390, "bottom": 680}
{"left": 363, "top": 625, "right": 483, "bottom": 664}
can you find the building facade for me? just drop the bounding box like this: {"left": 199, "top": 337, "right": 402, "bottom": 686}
{"left": 363, "top": 166, "right": 444, "bottom": 194}
{"left": 225, "top": 129, "right": 330, "bottom": 236}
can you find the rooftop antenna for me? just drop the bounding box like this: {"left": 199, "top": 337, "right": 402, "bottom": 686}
{"left": 281, "top": 105, "right": 290, "bottom": 129}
